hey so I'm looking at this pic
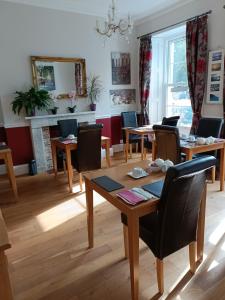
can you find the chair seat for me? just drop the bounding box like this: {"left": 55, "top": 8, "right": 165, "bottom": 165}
{"left": 121, "top": 212, "right": 159, "bottom": 256}
{"left": 128, "top": 134, "right": 142, "bottom": 144}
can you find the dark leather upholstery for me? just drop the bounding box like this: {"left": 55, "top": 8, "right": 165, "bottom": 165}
{"left": 71, "top": 124, "right": 103, "bottom": 173}
{"left": 153, "top": 125, "right": 181, "bottom": 164}
{"left": 195, "top": 117, "right": 224, "bottom": 159}
{"left": 196, "top": 117, "right": 223, "bottom": 138}
{"left": 162, "top": 115, "right": 180, "bottom": 126}
{"left": 144, "top": 116, "right": 180, "bottom": 150}
{"left": 121, "top": 156, "right": 216, "bottom": 260}
{"left": 58, "top": 119, "right": 78, "bottom": 138}
{"left": 121, "top": 111, "right": 141, "bottom": 144}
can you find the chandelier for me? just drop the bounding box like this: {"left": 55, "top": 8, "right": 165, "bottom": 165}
{"left": 95, "top": 0, "right": 133, "bottom": 38}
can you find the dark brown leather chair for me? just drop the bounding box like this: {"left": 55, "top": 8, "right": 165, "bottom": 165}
{"left": 121, "top": 111, "right": 142, "bottom": 157}
{"left": 162, "top": 115, "right": 180, "bottom": 126}
{"left": 195, "top": 117, "right": 223, "bottom": 182}
{"left": 121, "top": 156, "right": 216, "bottom": 294}
{"left": 144, "top": 116, "right": 180, "bottom": 152}
{"left": 58, "top": 119, "right": 78, "bottom": 138}
{"left": 153, "top": 124, "right": 181, "bottom": 164}
{"left": 71, "top": 124, "right": 103, "bottom": 191}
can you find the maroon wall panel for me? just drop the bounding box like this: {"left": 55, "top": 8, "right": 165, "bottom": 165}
{"left": 111, "top": 116, "right": 122, "bottom": 145}
{"left": 96, "top": 118, "right": 111, "bottom": 139}
{"left": 5, "top": 127, "right": 33, "bottom": 165}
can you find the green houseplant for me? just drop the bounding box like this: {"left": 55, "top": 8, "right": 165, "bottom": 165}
{"left": 87, "top": 75, "right": 103, "bottom": 111}
{"left": 12, "top": 87, "right": 51, "bottom": 116}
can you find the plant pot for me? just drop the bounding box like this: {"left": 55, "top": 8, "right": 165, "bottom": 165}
{"left": 50, "top": 108, "right": 58, "bottom": 115}
{"left": 68, "top": 107, "right": 76, "bottom": 113}
{"left": 90, "top": 103, "right": 96, "bottom": 111}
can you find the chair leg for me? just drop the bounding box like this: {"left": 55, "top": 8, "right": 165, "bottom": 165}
{"left": 79, "top": 173, "right": 83, "bottom": 191}
{"left": 129, "top": 144, "right": 132, "bottom": 158}
{"left": 63, "top": 160, "right": 67, "bottom": 175}
{"left": 189, "top": 242, "right": 196, "bottom": 274}
{"left": 156, "top": 258, "right": 164, "bottom": 294}
{"left": 144, "top": 148, "right": 147, "bottom": 159}
{"left": 123, "top": 225, "right": 129, "bottom": 259}
{"left": 135, "top": 143, "right": 138, "bottom": 153}
{"left": 211, "top": 166, "right": 216, "bottom": 183}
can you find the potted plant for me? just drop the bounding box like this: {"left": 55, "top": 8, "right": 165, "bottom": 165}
{"left": 49, "top": 106, "right": 59, "bottom": 115}
{"left": 87, "top": 75, "right": 103, "bottom": 111}
{"left": 67, "top": 105, "right": 77, "bottom": 113}
{"left": 12, "top": 87, "right": 51, "bottom": 116}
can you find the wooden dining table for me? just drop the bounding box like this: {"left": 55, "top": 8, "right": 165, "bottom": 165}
{"left": 0, "top": 147, "right": 18, "bottom": 200}
{"left": 152, "top": 138, "right": 225, "bottom": 191}
{"left": 125, "top": 126, "right": 154, "bottom": 162}
{"left": 83, "top": 160, "right": 207, "bottom": 300}
{"left": 51, "top": 136, "right": 111, "bottom": 192}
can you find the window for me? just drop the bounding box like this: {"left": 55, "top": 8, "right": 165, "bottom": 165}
{"left": 167, "top": 37, "right": 192, "bottom": 126}
{"left": 149, "top": 25, "right": 192, "bottom": 132}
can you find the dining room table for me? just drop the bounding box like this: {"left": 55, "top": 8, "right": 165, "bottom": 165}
{"left": 0, "top": 146, "right": 18, "bottom": 201}
{"left": 152, "top": 137, "right": 225, "bottom": 191}
{"left": 83, "top": 159, "right": 207, "bottom": 300}
{"left": 125, "top": 126, "right": 154, "bottom": 162}
{"left": 51, "top": 136, "right": 111, "bottom": 192}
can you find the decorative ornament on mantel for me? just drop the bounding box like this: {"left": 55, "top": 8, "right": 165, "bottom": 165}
{"left": 95, "top": 0, "right": 133, "bottom": 41}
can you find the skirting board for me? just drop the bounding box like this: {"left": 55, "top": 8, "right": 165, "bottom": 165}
{"left": 101, "top": 147, "right": 114, "bottom": 158}
{"left": 0, "top": 164, "right": 29, "bottom": 176}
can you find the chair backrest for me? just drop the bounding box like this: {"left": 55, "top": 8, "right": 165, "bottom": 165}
{"left": 153, "top": 125, "right": 181, "bottom": 164}
{"left": 156, "top": 156, "right": 216, "bottom": 259}
{"left": 161, "top": 116, "right": 180, "bottom": 126}
{"left": 196, "top": 117, "right": 223, "bottom": 138}
{"left": 121, "top": 111, "right": 138, "bottom": 128}
{"left": 58, "top": 119, "right": 78, "bottom": 138}
{"left": 76, "top": 124, "right": 102, "bottom": 172}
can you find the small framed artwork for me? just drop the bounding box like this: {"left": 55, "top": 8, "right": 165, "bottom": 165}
{"left": 110, "top": 89, "right": 136, "bottom": 105}
{"left": 206, "top": 49, "right": 224, "bottom": 104}
{"left": 111, "top": 52, "right": 131, "bottom": 85}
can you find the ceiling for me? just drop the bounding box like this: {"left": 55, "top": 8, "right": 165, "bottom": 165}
{"left": 3, "top": 0, "right": 195, "bottom": 21}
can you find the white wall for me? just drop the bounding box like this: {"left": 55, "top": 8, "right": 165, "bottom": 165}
{"left": 0, "top": 1, "right": 138, "bottom": 127}
{"left": 136, "top": 0, "right": 225, "bottom": 118}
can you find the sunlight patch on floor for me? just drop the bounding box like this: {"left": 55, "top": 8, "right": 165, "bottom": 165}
{"left": 207, "top": 259, "right": 219, "bottom": 272}
{"left": 209, "top": 219, "right": 225, "bottom": 245}
{"left": 36, "top": 190, "right": 106, "bottom": 232}
{"left": 36, "top": 199, "right": 85, "bottom": 231}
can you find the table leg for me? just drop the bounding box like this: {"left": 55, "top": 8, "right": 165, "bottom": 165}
{"left": 105, "top": 139, "right": 111, "bottom": 167}
{"left": 152, "top": 140, "right": 156, "bottom": 161}
{"left": 127, "top": 214, "right": 139, "bottom": 300}
{"left": 141, "top": 136, "right": 144, "bottom": 160}
{"left": 186, "top": 150, "right": 193, "bottom": 161}
{"left": 51, "top": 142, "right": 58, "bottom": 177}
{"left": 197, "top": 183, "right": 207, "bottom": 262}
{"left": 65, "top": 147, "right": 73, "bottom": 193}
{"left": 85, "top": 179, "right": 94, "bottom": 248}
{"left": 125, "top": 129, "right": 129, "bottom": 163}
{"left": 5, "top": 152, "right": 18, "bottom": 199}
{"left": 219, "top": 147, "right": 225, "bottom": 191}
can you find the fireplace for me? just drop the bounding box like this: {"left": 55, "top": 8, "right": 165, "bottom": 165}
{"left": 26, "top": 112, "right": 96, "bottom": 173}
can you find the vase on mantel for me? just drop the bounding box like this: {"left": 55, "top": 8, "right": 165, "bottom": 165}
{"left": 90, "top": 103, "right": 96, "bottom": 111}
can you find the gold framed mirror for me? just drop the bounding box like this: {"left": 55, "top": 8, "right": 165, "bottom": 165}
{"left": 31, "top": 56, "right": 87, "bottom": 97}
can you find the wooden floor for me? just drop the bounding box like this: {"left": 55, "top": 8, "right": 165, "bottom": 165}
{"left": 1, "top": 152, "right": 225, "bottom": 300}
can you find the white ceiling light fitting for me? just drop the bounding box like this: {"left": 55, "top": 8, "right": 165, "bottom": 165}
{"left": 95, "top": 0, "right": 133, "bottom": 40}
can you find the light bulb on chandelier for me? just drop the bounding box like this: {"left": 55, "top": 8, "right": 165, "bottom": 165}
{"left": 95, "top": 0, "right": 133, "bottom": 40}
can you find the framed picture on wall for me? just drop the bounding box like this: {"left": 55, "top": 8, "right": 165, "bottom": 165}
{"left": 111, "top": 52, "right": 131, "bottom": 85}
{"left": 110, "top": 89, "right": 136, "bottom": 105}
{"left": 206, "top": 49, "right": 224, "bottom": 104}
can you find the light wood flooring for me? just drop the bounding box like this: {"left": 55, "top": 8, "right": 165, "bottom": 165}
{"left": 1, "top": 153, "right": 225, "bottom": 300}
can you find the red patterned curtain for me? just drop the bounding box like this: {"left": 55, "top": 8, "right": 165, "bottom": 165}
{"left": 139, "top": 35, "right": 152, "bottom": 126}
{"left": 186, "top": 15, "right": 208, "bottom": 134}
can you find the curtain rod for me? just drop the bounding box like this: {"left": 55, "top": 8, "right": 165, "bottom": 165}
{"left": 137, "top": 10, "right": 212, "bottom": 39}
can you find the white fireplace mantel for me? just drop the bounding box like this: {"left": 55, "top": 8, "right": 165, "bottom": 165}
{"left": 26, "top": 112, "right": 96, "bottom": 173}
